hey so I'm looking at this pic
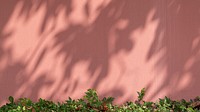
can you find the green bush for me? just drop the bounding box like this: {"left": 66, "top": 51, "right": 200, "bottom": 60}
{"left": 0, "top": 88, "right": 200, "bottom": 112}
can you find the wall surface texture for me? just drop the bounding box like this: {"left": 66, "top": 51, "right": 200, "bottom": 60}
{"left": 0, "top": 0, "right": 200, "bottom": 105}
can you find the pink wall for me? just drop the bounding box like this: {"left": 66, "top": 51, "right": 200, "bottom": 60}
{"left": 0, "top": 0, "right": 200, "bottom": 104}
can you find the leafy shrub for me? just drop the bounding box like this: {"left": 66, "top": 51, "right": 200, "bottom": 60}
{"left": 0, "top": 88, "right": 200, "bottom": 112}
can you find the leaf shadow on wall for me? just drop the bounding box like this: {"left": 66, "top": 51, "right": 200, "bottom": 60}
{"left": 51, "top": 0, "right": 154, "bottom": 99}
{"left": 0, "top": 0, "right": 155, "bottom": 103}
{"left": 0, "top": 0, "right": 71, "bottom": 103}
{"left": 147, "top": 0, "right": 200, "bottom": 100}
{"left": 2, "top": 0, "right": 199, "bottom": 104}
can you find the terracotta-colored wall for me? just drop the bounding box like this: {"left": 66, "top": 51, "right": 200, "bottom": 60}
{"left": 0, "top": 0, "right": 200, "bottom": 105}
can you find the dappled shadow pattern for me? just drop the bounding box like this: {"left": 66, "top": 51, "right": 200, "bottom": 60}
{"left": 0, "top": 0, "right": 154, "bottom": 103}
{"left": 1, "top": 0, "right": 200, "bottom": 104}
{"left": 147, "top": 0, "right": 200, "bottom": 99}
{"left": 52, "top": 0, "right": 155, "bottom": 96}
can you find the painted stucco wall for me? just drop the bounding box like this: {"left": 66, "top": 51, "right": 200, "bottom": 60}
{"left": 0, "top": 0, "right": 200, "bottom": 104}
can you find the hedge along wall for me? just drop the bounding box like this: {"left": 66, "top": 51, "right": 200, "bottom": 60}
{"left": 0, "top": 0, "right": 200, "bottom": 105}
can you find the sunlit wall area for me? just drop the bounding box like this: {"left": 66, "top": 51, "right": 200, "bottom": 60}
{"left": 0, "top": 0, "right": 200, "bottom": 105}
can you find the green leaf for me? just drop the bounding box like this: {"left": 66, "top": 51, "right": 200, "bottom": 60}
{"left": 8, "top": 96, "right": 14, "bottom": 104}
{"left": 137, "top": 88, "right": 146, "bottom": 101}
